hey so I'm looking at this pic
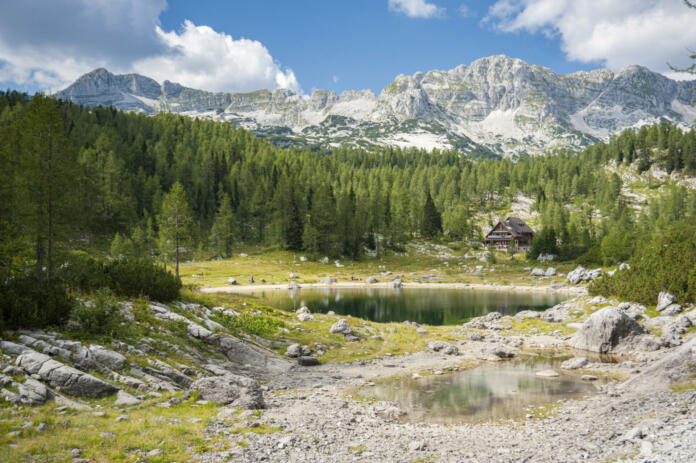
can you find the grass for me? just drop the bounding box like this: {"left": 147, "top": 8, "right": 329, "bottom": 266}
{"left": 177, "top": 247, "right": 576, "bottom": 289}
{"left": 0, "top": 392, "right": 234, "bottom": 463}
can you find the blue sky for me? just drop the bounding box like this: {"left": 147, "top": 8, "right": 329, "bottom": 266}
{"left": 156, "top": 0, "right": 592, "bottom": 94}
{"left": 1, "top": 0, "right": 695, "bottom": 94}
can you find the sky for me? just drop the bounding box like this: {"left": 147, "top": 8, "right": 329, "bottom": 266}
{"left": 1, "top": 0, "right": 695, "bottom": 95}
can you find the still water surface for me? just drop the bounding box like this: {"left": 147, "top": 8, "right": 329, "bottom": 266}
{"left": 253, "top": 287, "right": 569, "bottom": 325}
{"left": 359, "top": 357, "right": 601, "bottom": 424}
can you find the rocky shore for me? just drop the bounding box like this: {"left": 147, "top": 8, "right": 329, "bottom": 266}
{"left": 1, "top": 289, "right": 695, "bottom": 462}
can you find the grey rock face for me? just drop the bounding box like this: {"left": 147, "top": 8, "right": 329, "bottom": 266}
{"left": 55, "top": 57, "right": 696, "bottom": 158}
{"left": 285, "top": 344, "right": 302, "bottom": 358}
{"left": 569, "top": 307, "right": 645, "bottom": 353}
{"left": 17, "top": 378, "right": 51, "bottom": 405}
{"left": 190, "top": 374, "right": 265, "bottom": 409}
{"left": 656, "top": 292, "right": 677, "bottom": 312}
{"left": 16, "top": 352, "right": 117, "bottom": 397}
{"left": 621, "top": 336, "right": 696, "bottom": 392}
{"left": 88, "top": 345, "right": 126, "bottom": 370}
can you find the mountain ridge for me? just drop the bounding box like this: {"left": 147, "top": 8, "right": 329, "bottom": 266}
{"left": 56, "top": 55, "right": 696, "bottom": 157}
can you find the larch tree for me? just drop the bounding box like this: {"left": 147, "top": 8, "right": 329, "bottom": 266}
{"left": 158, "top": 182, "right": 194, "bottom": 277}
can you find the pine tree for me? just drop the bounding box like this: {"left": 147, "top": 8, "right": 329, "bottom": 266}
{"left": 158, "top": 182, "right": 194, "bottom": 277}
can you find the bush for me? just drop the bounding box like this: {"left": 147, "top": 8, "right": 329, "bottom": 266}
{"left": 0, "top": 275, "right": 73, "bottom": 330}
{"left": 576, "top": 246, "right": 603, "bottom": 267}
{"left": 70, "top": 289, "right": 124, "bottom": 337}
{"left": 589, "top": 218, "right": 696, "bottom": 304}
{"left": 58, "top": 254, "right": 181, "bottom": 302}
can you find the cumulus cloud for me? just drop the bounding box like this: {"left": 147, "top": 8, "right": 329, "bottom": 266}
{"left": 0, "top": 0, "right": 300, "bottom": 93}
{"left": 134, "top": 21, "right": 300, "bottom": 93}
{"left": 458, "top": 4, "right": 476, "bottom": 19}
{"left": 388, "top": 0, "right": 445, "bottom": 18}
{"left": 484, "top": 0, "right": 696, "bottom": 79}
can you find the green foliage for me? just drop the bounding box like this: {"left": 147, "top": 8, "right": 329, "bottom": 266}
{"left": 217, "top": 312, "right": 285, "bottom": 337}
{"left": 528, "top": 228, "right": 558, "bottom": 260}
{"left": 589, "top": 218, "right": 696, "bottom": 304}
{"left": 422, "top": 191, "right": 442, "bottom": 239}
{"left": 69, "top": 289, "right": 125, "bottom": 337}
{"left": 0, "top": 274, "right": 73, "bottom": 330}
{"left": 158, "top": 182, "right": 195, "bottom": 277}
{"left": 58, "top": 254, "right": 181, "bottom": 302}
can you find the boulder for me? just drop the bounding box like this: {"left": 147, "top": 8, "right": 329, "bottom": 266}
{"left": 391, "top": 279, "right": 403, "bottom": 289}
{"left": 297, "top": 313, "right": 315, "bottom": 322}
{"left": 16, "top": 352, "right": 118, "bottom": 397}
{"left": 320, "top": 257, "right": 329, "bottom": 264}
{"left": 0, "top": 340, "right": 31, "bottom": 355}
{"left": 662, "top": 304, "right": 683, "bottom": 316}
{"left": 618, "top": 263, "right": 631, "bottom": 271}
{"left": 567, "top": 266, "right": 587, "bottom": 285}
{"left": 514, "top": 310, "right": 540, "bottom": 320}
{"left": 296, "top": 306, "right": 311, "bottom": 315}
{"left": 319, "top": 277, "right": 334, "bottom": 285}
{"left": 88, "top": 345, "right": 126, "bottom": 370}
{"left": 17, "top": 378, "right": 51, "bottom": 405}
{"left": 415, "top": 327, "right": 429, "bottom": 335}
{"left": 530, "top": 268, "right": 545, "bottom": 277}
{"left": 427, "top": 341, "right": 459, "bottom": 356}
{"left": 463, "top": 312, "right": 503, "bottom": 329}
{"left": 545, "top": 267, "right": 557, "bottom": 277}
{"left": 227, "top": 278, "right": 238, "bottom": 285}
{"left": 289, "top": 272, "right": 299, "bottom": 279}
{"left": 190, "top": 374, "right": 265, "bottom": 409}
{"left": 366, "top": 276, "right": 378, "bottom": 284}
{"left": 287, "top": 281, "right": 301, "bottom": 290}
{"left": 285, "top": 344, "right": 302, "bottom": 358}
{"left": 297, "top": 356, "right": 320, "bottom": 366}
{"left": 560, "top": 357, "right": 589, "bottom": 370}
{"left": 330, "top": 319, "right": 353, "bottom": 336}
{"left": 114, "top": 390, "right": 141, "bottom": 406}
{"left": 656, "top": 292, "right": 676, "bottom": 312}
{"left": 569, "top": 306, "right": 646, "bottom": 353}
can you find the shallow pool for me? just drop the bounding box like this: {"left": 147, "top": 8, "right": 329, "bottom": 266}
{"left": 358, "top": 357, "right": 601, "bottom": 424}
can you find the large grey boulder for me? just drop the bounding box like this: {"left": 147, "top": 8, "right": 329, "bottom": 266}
{"left": 114, "top": 390, "right": 141, "bottom": 406}
{"left": 567, "top": 266, "right": 587, "bottom": 285}
{"left": 330, "top": 319, "right": 353, "bottom": 335}
{"left": 545, "top": 267, "right": 557, "bottom": 277}
{"left": 0, "top": 340, "right": 31, "bottom": 355}
{"left": 530, "top": 268, "right": 545, "bottom": 277}
{"left": 191, "top": 374, "right": 265, "bottom": 409}
{"left": 569, "top": 306, "right": 646, "bottom": 353}
{"left": 16, "top": 352, "right": 117, "bottom": 397}
{"left": 285, "top": 344, "right": 302, "bottom": 358}
{"left": 17, "top": 378, "right": 51, "bottom": 405}
{"left": 88, "top": 345, "right": 126, "bottom": 370}
{"left": 366, "top": 276, "right": 378, "bottom": 284}
{"left": 560, "top": 357, "right": 589, "bottom": 370}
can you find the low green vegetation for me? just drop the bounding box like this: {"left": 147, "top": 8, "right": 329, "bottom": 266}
{"left": 589, "top": 218, "right": 696, "bottom": 305}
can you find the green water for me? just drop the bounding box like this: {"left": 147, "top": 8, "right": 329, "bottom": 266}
{"left": 252, "top": 287, "right": 568, "bottom": 325}
{"left": 359, "top": 357, "right": 601, "bottom": 424}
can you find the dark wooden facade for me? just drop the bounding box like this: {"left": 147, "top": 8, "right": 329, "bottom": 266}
{"left": 484, "top": 217, "right": 535, "bottom": 251}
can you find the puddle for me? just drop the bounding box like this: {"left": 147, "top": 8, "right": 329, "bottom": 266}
{"left": 358, "top": 357, "right": 604, "bottom": 424}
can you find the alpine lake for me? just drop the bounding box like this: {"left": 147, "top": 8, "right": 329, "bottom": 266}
{"left": 250, "top": 286, "right": 604, "bottom": 423}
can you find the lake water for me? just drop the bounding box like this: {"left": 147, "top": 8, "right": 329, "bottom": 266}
{"left": 252, "top": 287, "right": 569, "bottom": 325}
{"left": 358, "top": 357, "right": 602, "bottom": 424}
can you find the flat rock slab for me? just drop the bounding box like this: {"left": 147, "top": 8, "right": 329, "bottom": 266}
{"left": 16, "top": 352, "right": 118, "bottom": 398}
{"left": 535, "top": 369, "right": 560, "bottom": 377}
{"left": 191, "top": 374, "right": 265, "bottom": 409}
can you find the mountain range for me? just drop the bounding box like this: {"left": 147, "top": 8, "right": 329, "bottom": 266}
{"left": 55, "top": 55, "right": 696, "bottom": 157}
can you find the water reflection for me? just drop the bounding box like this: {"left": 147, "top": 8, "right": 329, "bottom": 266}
{"left": 359, "top": 358, "right": 600, "bottom": 424}
{"left": 254, "top": 287, "right": 569, "bottom": 325}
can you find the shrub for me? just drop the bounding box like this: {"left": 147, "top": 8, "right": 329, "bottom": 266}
{"left": 589, "top": 218, "right": 696, "bottom": 304}
{"left": 217, "top": 312, "right": 284, "bottom": 337}
{"left": 0, "top": 275, "right": 73, "bottom": 330}
{"left": 70, "top": 289, "right": 124, "bottom": 337}
{"left": 58, "top": 254, "right": 181, "bottom": 302}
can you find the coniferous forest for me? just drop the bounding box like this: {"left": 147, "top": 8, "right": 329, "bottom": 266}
{"left": 2, "top": 91, "right": 696, "bottom": 326}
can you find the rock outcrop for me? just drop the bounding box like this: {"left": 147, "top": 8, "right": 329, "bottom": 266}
{"left": 190, "top": 374, "right": 265, "bottom": 409}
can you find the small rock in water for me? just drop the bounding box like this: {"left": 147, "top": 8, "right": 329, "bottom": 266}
{"left": 581, "top": 374, "right": 599, "bottom": 381}
{"left": 535, "top": 369, "right": 560, "bottom": 377}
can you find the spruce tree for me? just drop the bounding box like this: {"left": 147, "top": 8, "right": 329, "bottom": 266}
{"left": 422, "top": 191, "right": 442, "bottom": 239}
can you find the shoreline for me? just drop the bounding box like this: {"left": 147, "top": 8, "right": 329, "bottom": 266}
{"left": 200, "top": 281, "right": 588, "bottom": 296}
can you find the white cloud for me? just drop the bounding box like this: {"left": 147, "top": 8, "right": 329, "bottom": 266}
{"left": 0, "top": 0, "right": 300, "bottom": 93}
{"left": 333, "top": 75, "right": 340, "bottom": 84}
{"left": 134, "top": 21, "right": 300, "bottom": 93}
{"left": 484, "top": 0, "right": 696, "bottom": 79}
{"left": 388, "top": 0, "right": 445, "bottom": 18}
{"left": 458, "top": 4, "right": 476, "bottom": 18}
